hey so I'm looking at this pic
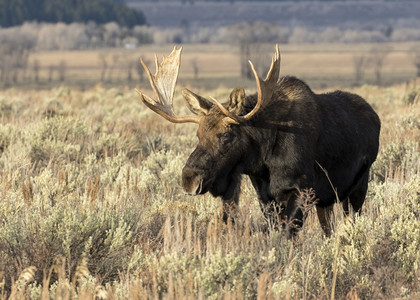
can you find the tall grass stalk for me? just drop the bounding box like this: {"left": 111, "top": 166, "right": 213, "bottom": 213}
{"left": 0, "top": 81, "right": 419, "bottom": 298}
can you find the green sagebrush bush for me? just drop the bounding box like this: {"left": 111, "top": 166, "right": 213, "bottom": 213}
{"left": 371, "top": 140, "right": 419, "bottom": 181}
{"left": 0, "top": 166, "right": 144, "bottom": 290}
{"left": 29, "top": 116, "right": 90, "bottom": 167}
{"left": 0, "top": 83, "right": 419, "bottom": 299}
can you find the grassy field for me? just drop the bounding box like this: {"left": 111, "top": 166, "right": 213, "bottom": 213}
{"left": 22, "top": 42, "right": 420, "bottom": 91}
{"left": 0, "top": 52, "right": 419, "bottom": 298}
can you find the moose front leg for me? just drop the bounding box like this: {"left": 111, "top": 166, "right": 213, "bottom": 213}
{"left": 252, "top": 174, "right": 305, "bottom": 235}
{"left": 250, "top": 175, "right": 285, "bottom": 230}
{"left": 261, "top": 188, "right": 304, "bottom": 235}
{"left": 270, "top": 171, "right": 312, "bottom": 236}
{"left": 221, "top": 176, "right": 242, "bottom": 224}
{"left": 280, "top": 190, "right": 305, "bottom": 236}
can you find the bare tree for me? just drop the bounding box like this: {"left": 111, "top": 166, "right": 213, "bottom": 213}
{"left": 98, "top": 52, "right": 108, "bottom": 82}
{"left": 353, "top": 55, "right": 366, "bottom": 86}
{"left": 0, "top": 40, "right": 31, "bottom": 85}
{"left": 410, "top": 46, "right": 420, "bottom": 77}
{"left": 229, "top": 23, "right": 274, "bottom": 80}
{"left": 58, "top": 60, "right": 67, "bottom": 82}
{"left": 107, "top": 53, "right": 121, "bottom": 82}
{"left": 240, "top": 43, "right": 273, "bottom": 80}
{"left": 33, "top": 59, "right": 40, "bottom": 83}
{"left": 20, "top": 51, "right": 30, "bottom": 82}
{"left": 0, "top": 27, "right": 36, "bottom": 86}
{"left": 0, "top": 45, "right": 10, "bottom": 82}
{"left": 136, "top": 57, "right": 150, "bottom": 82}
{"left": 10, "top": 48, "right": 30, "bottom": 83}
{"left": 369, "top": 46, "right": 392, "bottom": 85}
{"left": 191, "top": 58, "right": 199, "bottom": 79}
{"left": 127, "top": 60, "right": 133, "bottom": 83}
{"left": 240, "top": 41, "right": 252, "bottom": 79}
{"left": 103, "top": 22, "right": 121, "bottom": 48}
{"left": 48, "top": 65, "right": 55, "bottom": 82}
{"left": 120, "top": 54, "right": 134, "bottom": 83}
{"left": 249, "top": 44, "right": 272, "bottom": 77}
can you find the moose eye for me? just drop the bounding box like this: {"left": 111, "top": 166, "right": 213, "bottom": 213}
{"left": 220, "top": 131, "right": 233, "bottom": 142}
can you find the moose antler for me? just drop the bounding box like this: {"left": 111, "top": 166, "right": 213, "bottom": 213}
{"left": 136, "top": 47, "right": 201, "bottom": 124}
{"left": 210, "top": 44, "right": 281, "bottom": 123}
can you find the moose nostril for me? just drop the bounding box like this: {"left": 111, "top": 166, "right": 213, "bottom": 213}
{"left": 183, "top": 176, "right": 202, "bottom": 196}
{"left": 182, "top": 167, "right": 204, "bottom": 195}
{"left": 194, "top": 178, "right": 203, "bottom": 195}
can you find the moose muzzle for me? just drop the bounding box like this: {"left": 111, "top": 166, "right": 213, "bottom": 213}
{"left": 182, "top": 166, "right": 205, "bottom": 195}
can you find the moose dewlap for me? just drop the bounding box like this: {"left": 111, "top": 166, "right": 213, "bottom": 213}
{"left": 136, "top": 45, "right": 381, "bottom": 236}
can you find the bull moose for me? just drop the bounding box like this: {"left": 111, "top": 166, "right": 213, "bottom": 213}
{"left": 136, "top": 45, "right": 380, "bottom": 235}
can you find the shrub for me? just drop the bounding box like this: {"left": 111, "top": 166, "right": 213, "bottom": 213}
{"left": 28, "top": 116, "right": 90, "bottom": 168}
{"left": 371, "top": 141, "right": 419, "bottom": 182}
{"left": 0, "top": 83, "right": 419, "bottom": 299}
{"left": 402, "top": 87, "right": 420, "bottom": 105}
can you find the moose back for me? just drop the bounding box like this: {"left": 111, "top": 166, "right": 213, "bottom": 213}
{"left": 136, "top": 46, "right": 381, "bottom": 235}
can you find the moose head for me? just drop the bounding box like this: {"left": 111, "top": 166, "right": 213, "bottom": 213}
{"left": 136, "top": 45, "right": 281, "bottom": 201}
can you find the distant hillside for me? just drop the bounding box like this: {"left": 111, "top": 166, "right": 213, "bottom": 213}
{"left": 0, "top": 0, "right": 146, "bottom": 28}
{"left": 126, "top": 1, "right": 419, "bottom": 30}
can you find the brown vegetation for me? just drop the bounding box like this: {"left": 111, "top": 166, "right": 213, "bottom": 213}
{"left": 0, "top": 76, "right": 418, "bottom": 298}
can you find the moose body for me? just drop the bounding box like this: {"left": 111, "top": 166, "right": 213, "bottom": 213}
{"left": 138, "top": 46, "right": 380, "bottom": 235}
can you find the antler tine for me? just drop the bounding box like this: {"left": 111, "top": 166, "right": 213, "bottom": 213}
{"left": 244, "top": 60, "right": 264, "bottom": 121}
{"left": 242, "top": 44, "right": 281, "bottom": 121}
{"left": 207, "top": 45, "right": 280, "bottom": 124}
{"left": 208, "top": 97, "right": 241, "bottom": 124}
{"left": 265, "top": 44, "right": 281, "bottom": 83}
{"left": 136, "top": 89, "right": 200, "bottom": 123}
{"left": 137, "top": 47, "right": 201, "bottom": 124}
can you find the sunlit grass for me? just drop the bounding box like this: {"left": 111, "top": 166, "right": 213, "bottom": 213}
{"left": 0, "top": 80, "right": 419, "bottom": 299}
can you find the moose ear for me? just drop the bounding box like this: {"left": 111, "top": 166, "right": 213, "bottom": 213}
{"left": 182, "top": 88, "right": 213, "bottom": 116}
{"left": 229, "top": 87, "right": 246, "bottom": 115}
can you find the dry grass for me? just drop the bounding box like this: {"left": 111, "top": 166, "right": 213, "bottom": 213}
{"left": 0, "top": 77, "right": 419, "bottom": 299}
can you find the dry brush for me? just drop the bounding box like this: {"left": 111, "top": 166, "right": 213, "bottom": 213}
{"left": 0, "top": 81, "right": 419, "bottom": 299}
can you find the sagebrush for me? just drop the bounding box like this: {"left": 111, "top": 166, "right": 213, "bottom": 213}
{"left": 0, "top": 82, "right": 419, "bottom": 299}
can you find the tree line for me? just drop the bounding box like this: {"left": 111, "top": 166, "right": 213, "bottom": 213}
{"left": 0, "top": 0, "right": 146, "bottom": 28}
{"left": 1, "top": 21, "right": 419, "bottom": 87}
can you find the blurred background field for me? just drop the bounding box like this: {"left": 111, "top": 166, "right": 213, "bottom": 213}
{"left": 25, "top": 41, "right": 420, "bottom": 91}
{"left": 1, "top": 1, "right": 420, "bottom": 91}
{"left": 0, "top": 0, "right": 419, "bottom": 299}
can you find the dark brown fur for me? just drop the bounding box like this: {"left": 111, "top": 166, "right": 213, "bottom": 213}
{"left": 182, "top": 76, "right": 380, "bottom": 235}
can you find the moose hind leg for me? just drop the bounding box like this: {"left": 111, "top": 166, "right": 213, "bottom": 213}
{"left": 316, "top": 204, "right": 334, "bottom": 236}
